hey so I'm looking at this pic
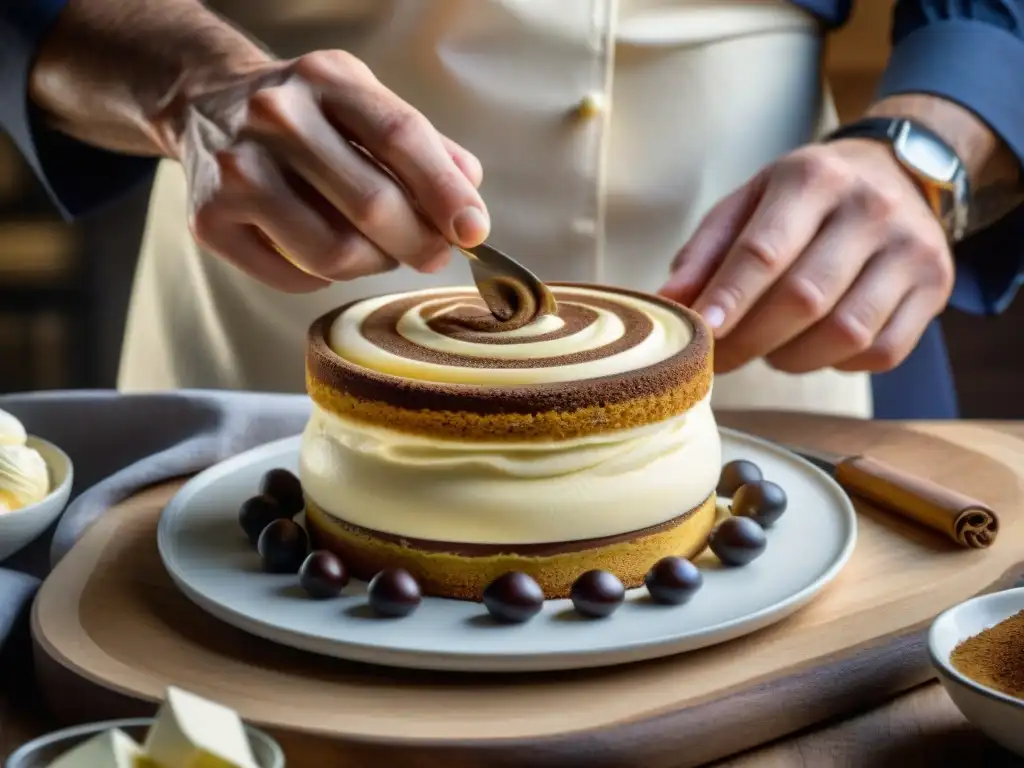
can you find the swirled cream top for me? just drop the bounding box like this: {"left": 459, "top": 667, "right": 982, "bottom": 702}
{"left": 326, "top": 285, "right": 694, "bottom": 386}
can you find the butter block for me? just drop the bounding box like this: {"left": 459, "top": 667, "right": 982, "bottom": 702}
{"left": 142, "top": 687, "right": 258, "bottom": 768}
{"left": 46, "top": 727, "right": 143, "bottom": 768}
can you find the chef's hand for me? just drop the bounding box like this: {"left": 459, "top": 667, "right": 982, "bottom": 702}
{"left": 165, "top": 51, "right": 488, "bottom": 291}
{"left": 659, "top": 139, "right": 954, "bottom": 374}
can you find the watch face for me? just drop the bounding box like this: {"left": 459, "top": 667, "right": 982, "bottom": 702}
{"left": 896, "top": 124, "right": 959, "bottom": 183}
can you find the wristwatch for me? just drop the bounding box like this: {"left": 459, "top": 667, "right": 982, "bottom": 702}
{"left": 824, "top": 117, "right": 970, "bottom": 243}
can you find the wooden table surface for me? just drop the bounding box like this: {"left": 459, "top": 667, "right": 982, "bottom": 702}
{"left": 2, "top": 421, "right": 1023, "bottom": 767}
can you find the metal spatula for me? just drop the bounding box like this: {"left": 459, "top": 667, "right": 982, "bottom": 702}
{"left": 458, "top": 242, "right": 558, "bottom": 327}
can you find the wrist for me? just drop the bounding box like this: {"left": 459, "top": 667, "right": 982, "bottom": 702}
{"left": 150, "top": 52, "right": 276, "bottom": 160}
{"left": 134, "top": 3, "right": 274, "bottom": 159}
{"left": 825, "top": 117, "right": 970, "bottom": 242}
{"left": 866, "top": 95, "right": 1024, "bottom": 235}
{"left": 867, "top": 95, "right": 1018, "bottom": 190}
{"left": 29, "top": 0, "right": 270, "bottom": 158}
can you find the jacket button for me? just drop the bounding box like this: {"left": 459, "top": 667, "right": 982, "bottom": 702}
{"left": 575, "top": 92, "right": 605, "bottom": 120}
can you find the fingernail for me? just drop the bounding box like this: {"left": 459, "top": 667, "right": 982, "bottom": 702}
{"left": 700, "top": 304, "right": 726, "bottom": 330}
{"left": 452, "top": 207, "right": 490, "bottom": 245}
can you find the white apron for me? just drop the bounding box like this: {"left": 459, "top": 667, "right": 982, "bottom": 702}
{"left": 118, "top": 0, "right": 871, "bottom": 418}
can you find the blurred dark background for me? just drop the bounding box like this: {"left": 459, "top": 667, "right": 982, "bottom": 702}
{"left": 0, "top": 133, "right": 148, "bottom": 392}
{"left": 0, "top": 4, "right": 1020, "bottom": 413}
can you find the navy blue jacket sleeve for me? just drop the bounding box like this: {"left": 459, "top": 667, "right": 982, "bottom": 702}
{"left": 878, "top": 0, "right": 1024, "bottom": 315}
{"left": 0, "top": 0, "right": 156, "bottom": 219}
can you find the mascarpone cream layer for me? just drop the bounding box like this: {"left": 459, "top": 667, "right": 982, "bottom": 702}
{"left": 299, "top": 392, "right": 721, "bottom": 544}
{"left": 328, "top": 285, "right": 694, "bottom": 386}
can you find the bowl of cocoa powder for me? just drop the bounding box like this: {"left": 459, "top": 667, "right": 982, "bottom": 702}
{"left": 929, "top": 587, "right": 1024, "bottom": 757}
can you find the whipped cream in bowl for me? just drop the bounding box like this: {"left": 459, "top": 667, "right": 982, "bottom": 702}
{"left": 0, "top": 408, "right": 74, "bottom": 561}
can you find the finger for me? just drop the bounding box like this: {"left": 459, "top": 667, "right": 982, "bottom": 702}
{"left": 764, "top": 250, "right": 912, "bottom": 374}
{"left": 659, "top": 175, "right": 766, "bottom": 307}
{"left": 213, "top": 142, "right": 398, "bottom": 281}
{"left": 298, "top": 51, "right": 490, "bottom": 247}
{"left": 833, "top": 288, "right": 941, "bottom": 373}
{"left": 246, "top": 80, "right": 452, "bottom": 272}
{"left": 691, "top": 152, "right": 845, "bottom": 335}
{"left": 192, "top": 214, "right": 329, "bottom": 293}
{"left": 278, "top": 170, "right": 401, "bottom": 278}
{"left": 712, "top": 212, "right": 875, "bottom": 372}
{"left": 441, "top": 135, "right": 484, "bottom": 188}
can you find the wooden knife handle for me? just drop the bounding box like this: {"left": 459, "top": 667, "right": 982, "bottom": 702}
{"left": 834, "top": 455, "right": 999, "bottom": 549}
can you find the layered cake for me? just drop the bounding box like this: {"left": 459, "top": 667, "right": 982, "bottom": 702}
{"left": 299, "top": 283, "right": 721, "bottom": 600}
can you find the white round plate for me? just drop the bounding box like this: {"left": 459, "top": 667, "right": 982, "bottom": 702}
{"left": 158, "top": 428, "right": 856, "bottom": 673}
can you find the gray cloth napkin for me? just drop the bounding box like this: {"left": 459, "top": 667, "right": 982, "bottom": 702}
{"left": 0, "top": 389, "right": 311, "bottom": 653}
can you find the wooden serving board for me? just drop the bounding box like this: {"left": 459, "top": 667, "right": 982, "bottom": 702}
{"left": 30, "top": 414, "right": 1024, "bottom": 768}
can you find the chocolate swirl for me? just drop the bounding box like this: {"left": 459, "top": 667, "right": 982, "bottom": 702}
{"left": 305, "top": 283, "right": 713, "bottom": 437}
{"left": 357, "top": 293, "right": 653, "bottom": 371}
{"left": 325, "top": 284, "right": 697, "bottom": 385}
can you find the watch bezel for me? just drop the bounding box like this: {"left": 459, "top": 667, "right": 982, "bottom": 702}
{"left": 891, "top": 120, "right": 961, "bottom": 185}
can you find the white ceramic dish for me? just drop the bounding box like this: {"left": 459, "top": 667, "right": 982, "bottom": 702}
{"left": 0, "top": 437, "right": 73, "bottom": 562}
{"left": 4, "top": 718, "right": 283, "bottom": 768}
{"left": 158, "top": 427, "right": 856, "bottom": 673}
{"left": 929, "top": 587, "right": 1024, "bottom": 757}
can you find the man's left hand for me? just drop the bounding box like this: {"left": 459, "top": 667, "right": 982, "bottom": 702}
{"left": 659, "top": 139, "right": 955, "bottom": 375}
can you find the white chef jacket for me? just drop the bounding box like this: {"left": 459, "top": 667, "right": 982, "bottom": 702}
{"left": 118, "top": 0, "right": 872, "bottom": 418}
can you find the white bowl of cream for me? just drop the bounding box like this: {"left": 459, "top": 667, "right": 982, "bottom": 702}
{"left": 0, "top": 409, "right": 73, "bottom": 563}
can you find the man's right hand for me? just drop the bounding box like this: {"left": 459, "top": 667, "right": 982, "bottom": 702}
{"left": 28, "top": 0, "right": 488, "bottom": 292}
{"left": 162, "top": 51, "right": 489, "bottom": 292}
